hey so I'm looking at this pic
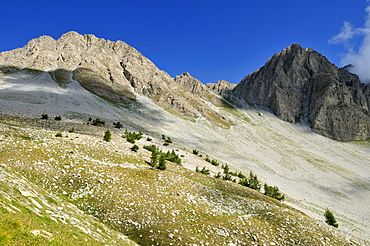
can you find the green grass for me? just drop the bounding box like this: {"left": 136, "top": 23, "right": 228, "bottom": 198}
{"left": 0, "top": 117, "right": 367, "bottom": 246}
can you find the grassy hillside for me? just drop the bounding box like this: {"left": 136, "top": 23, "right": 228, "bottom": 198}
{"left": 0, "top": 115, "right": 368, "bottom": 245}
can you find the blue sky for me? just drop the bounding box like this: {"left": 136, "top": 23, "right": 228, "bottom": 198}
{"left": 0, "top": 0, "right": 369, "bottom": 84}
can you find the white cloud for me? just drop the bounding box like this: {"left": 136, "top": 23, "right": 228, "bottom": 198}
{"left": 329, "top": 5, "right": 370, "bottom": 83}
{"left": 328, "top": 21, "right": 356, "bottom": 45}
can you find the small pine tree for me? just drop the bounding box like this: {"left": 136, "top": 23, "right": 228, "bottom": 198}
{"left": 150, "top": 151, "right": 159, "bottom": 168}
{"left": 157, "top": 154, "right": 167, "bottom": 170}
{"left": 214, "top": 172, "right": 221, "bottom": 179}
{"left": 55, "top": 132, "right": 63, "bottom": 137}
{"left": 200, "top": 167, "right": 210, "bottom": 175}
{"left": 41, "top": 113, "right": 49, "bottom": 119}
{"left": 130, "top": 144, "right": 139, "bottom": 152}
{"left": 248, "top": 171, "right": 261, "bottom": 191}
{"left": 195, "top": 166, "right": 200, "bottom": 173}
{"left": 324, "top": 209, "right": 339, "bottom": 228}
{"left": 55, "top": 115, "right": 62, "bottom": 121}
{"left": 114, "top": 122, "right": 123, "bottom": 129}
{"left": 264, "top": 183, "right": 285, "bottom": 201}
{"left": 68, "top": 126, "right": 75, "bottom": 133}
{"left": 103, "top": 130, "right": 111, "bottom": 142}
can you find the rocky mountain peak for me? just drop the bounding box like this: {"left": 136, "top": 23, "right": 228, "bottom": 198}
{"left": 0, "top": 32, "right": 232, "bottom": 126}
{"left": 232, "top": 43, "right": 370, "bottom": 140}
{"left": 174, "top": 72, "right": 209, "bottom": 95}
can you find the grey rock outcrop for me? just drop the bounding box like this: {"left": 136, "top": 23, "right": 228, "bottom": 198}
{"left": 174, "top": 72, "right": 209, "bottom": 96}
{"left": 0, "top": 31, "right": 230, "bottom": 126}
{"left": 174, "top": 72, "right": 234, "bottom": 125}
{"left": 232, "top": 43, "right": 370, "bottom": 140}
{"left": 206, "top": 80, "right": 236, "bottom": 98}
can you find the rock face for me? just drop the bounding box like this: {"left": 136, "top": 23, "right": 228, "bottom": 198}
{"left": 232, "top": 43, "right": 370, "bottom": 140}
{"left": 206, "top": 80, "right": 236, "bottom": 98}
{"left": 0, "top": 31, "right": 230, "bottom": 126}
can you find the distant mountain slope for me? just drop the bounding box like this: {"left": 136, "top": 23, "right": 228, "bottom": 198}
{"left": 0, "top": 31, "right": 231, "bottom": 126}
{"left": 232, "top": 43, "right": 370, "bottom": 140}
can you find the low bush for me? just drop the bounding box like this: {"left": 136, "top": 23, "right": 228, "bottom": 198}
{"left": 103, "top": 130, "right": 111, "bottom": 142}
{"left": 130, "top": 144, "right": 139, "bottom": 152}
{"left": 264, "top": 183, "right": 285, "bottom": 201}
{"left": 91, "top": 118, "right": 106, "bottom": 126}
{"left": 324, "top": 209, "right": 339, "bottom": 228}
{"left": 123, "top": 129, "right": 142, "bottom": 144}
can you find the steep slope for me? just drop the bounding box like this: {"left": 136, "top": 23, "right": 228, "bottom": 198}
{"left": 232, "top": 43, "right": 370, "bottom": 140}
{"left": 0, "top": 116, "right": 367, "bottom": 245}
{"left": 0, "top": 31, "right": 230, "bottom": 126}
{"left": 0, "top": 162, "right": 137, "bottom": 245}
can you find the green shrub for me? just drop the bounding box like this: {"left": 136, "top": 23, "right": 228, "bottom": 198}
{"left": 211, "top": 159, "right": 220, "bottom": 166}
{"left": 164, "top": 150, "right": 181, "bottom": 165}
{"left": 91, "top": 118, "right": 106, "bottom": 126}
{"left": 264, "top": 183, "right": 285, "bottom": 201}
{"left": 222, "top": 173, "right": 232, "bottom": 181}
{"left": 68, "top": 126, "right": 75, "bottom": 133}
{"left": 103, "top": 130, "right": 111, "bottom": 142}
{"left": 41, "top": 113, "right": 49, "bottom": 119}
{"left": 237, "top": 171, "right": 246, "bottom": 179}
{"left": 123, "top": 129, "right": 142, "bottom": 143}
{"left": 200, "top": 167, "right": 210, "bottom": 175}
{"left": 144, "top": 145, "right": 158, "bottom": 153}
{"left": 55, "top": 132, "right": 63, "bottom": 137}
{"left": 239, "top": 171, "right": 261, "bottom": 191}
{"left": 324, "top": 209, "right": 339, "bottom": 228}
{"left": 113, "top": 122, "right": 123, "bottom": 129}
{"left": 130, "top": 144, "right": 139, "bottom": 152}
{"left": 150, "top": 151, "right": 159, "bottom": 167}
{"left": 54, "top": 115, "right": 62, "bottom": 121}
{"left": 162, "top": 134, "right": 173, "bottom": 145}
{"left": 157, "top": 154, "right": 167, "bottom": 170}
{"left": 192, "top": 149, "right": 199, "bottom": 155}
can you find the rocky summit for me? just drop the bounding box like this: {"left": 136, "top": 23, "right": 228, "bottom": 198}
{"left": 232, "top": 43, "right": 370, "bottom": 140}
{"left": 0, "top": 31, "right": 230, "bottom": 126}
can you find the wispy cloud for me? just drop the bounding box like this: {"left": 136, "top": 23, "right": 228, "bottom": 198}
{"left": 329, "top": 6, "right": 370, "bottom": 83}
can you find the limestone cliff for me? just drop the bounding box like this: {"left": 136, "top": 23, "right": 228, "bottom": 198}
{"left": 232, "top": 43, "right": 370, "bottom": 140}
{"left": 0, "top": 32, "right": 230, "bottom": 126}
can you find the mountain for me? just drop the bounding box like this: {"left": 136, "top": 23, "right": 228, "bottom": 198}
{"left": 1, "top": 32, "right": 370, "bottom": 244}
{"left": 232, "top": 43, "right": 370, "bottom": 140}
{"left": 0, "top": 31, "right": 231, "bottom": 127}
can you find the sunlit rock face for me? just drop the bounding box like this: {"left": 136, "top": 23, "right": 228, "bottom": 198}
{"left": 0, "top": 31, "right": 232, "bottom": 126}
{"left": 232, "top": 43, "right": 370, "bottom": 140}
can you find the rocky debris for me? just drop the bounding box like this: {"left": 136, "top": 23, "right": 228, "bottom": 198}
{"left": 30, "top": 229, "right": 53, "bottom": 239}
{"left": 0, "top": 31, "right": 231, "bottom": 126}
{"left": 232, "top": 43, "right": 370, "bottom": 140}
